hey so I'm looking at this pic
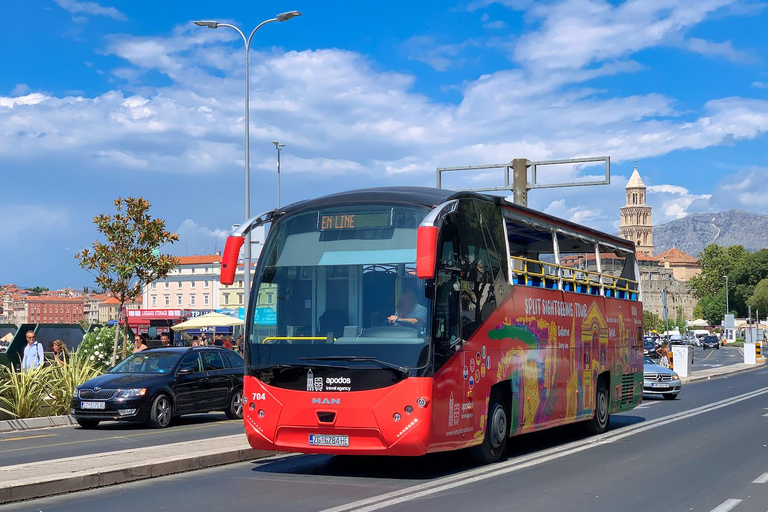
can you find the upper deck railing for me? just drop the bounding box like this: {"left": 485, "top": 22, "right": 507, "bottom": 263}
{"left": 509, "top": 255, "right": 638, "bottom": 300}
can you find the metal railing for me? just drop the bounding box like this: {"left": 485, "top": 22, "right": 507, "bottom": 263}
{"left": 261, "top": 336, "right": 336, "bottom": 344}
{"left": 509, "top": 255, "right": 638, "bottom": 299}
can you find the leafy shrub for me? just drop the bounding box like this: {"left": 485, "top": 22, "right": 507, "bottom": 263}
{"left": 0, "top": 358, "right": 102, "bottom": 418}
{"left": 76, "top": 326, "right": 133, "bottom": 372}
{"left": 0, "top": 366, "right": 50, "bottom": 418}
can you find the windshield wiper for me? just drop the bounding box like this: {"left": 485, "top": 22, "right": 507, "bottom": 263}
{"left": 261, "top": 362, "right": 350, "bottom": 370}
{"left": 297, "top": 356, "right": 409, "bottom": 377}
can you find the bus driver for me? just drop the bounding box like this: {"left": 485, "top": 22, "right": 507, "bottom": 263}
{"left": 388, "top": 286, "right": 427, "bottom": 326}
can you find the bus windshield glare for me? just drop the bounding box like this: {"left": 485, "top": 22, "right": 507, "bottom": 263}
{"left": 248, "top": 204, "right": 433, "bottom": 373}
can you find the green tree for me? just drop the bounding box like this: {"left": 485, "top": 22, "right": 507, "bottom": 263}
{"left": 747, "top": 278, "right": 768, "bottom": 319}
{"left": 643, "top": 310, "right": 662, "bottom": 333}
{"left": 26, "top": 286, "right": 49, "bottom": 295}
{"left": 699, "top": 288, "right": 728, "bottom": 326}
{"left": 76, "top": 197, "right": 179, "bottom": 364}
{"left": 688, "top": 244, "right": 747, "bottom": 300}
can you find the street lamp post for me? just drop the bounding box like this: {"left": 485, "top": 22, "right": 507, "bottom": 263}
{"left": 723, "top": 275, "right": 729, "bottom": 316}
{"left": 272, "top": 141, "right": 285, "bottom": 208}
{"left": 194, "top": 11, "right": 301, "bottom": 319}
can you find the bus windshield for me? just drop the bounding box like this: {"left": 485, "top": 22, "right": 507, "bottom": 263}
{"left": 248, "top": 203, "right": 433, "bottom": 373}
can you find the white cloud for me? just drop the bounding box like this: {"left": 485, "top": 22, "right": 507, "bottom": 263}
{"left": 0, "top": 205, "right": 70, "bottom": 239}
{"left": 752, "top": 81, "right": 768, "bottom": 89}
{"left": 173, "top": 219, "right": 228, "bottom": 257}
{"left": 685, "top": 37, "right": 760, "bottom": 64}
{"left": 513, "top": 0, "right": 740, "bottom": 70}
{"left": 53, "top": 0, "right": 127, "bottom": 21}
{"left": 402, "top": 36, "right": 480, "bottom": 71}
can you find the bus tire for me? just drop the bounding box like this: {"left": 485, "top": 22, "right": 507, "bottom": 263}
{"left": 469, "top": 390, "right": 508, "bottom": 464}
{"left": 584, "top": 378, "right": 610, "bottom": 435}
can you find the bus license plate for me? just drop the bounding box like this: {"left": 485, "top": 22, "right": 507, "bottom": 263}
{"left": 81, "top": 401, "right": 105, "bottom": 410}
{"left": 309, "top": 434, "right": 349, "bottom": 447}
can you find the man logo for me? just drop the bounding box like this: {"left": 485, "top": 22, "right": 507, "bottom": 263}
{"left": 312, "top": 398, "right": 340, "bottom": 405}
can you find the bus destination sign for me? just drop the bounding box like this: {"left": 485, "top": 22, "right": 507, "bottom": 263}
{"left": 319, "top": 212, "right": 391, "bottom": 231}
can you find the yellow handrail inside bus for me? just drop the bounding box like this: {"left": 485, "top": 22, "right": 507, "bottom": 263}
{"left": 509, "top": 255, "right": 639, "bottom": 299}
{"left": 261, "top": 336, "right": 337, "bottom": 344}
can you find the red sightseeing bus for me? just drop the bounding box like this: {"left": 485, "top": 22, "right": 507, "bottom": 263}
{"left": 220, "top": 187, "right": 643, "bottom": 463}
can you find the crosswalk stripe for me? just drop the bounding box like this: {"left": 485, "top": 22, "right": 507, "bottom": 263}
{"left": 752, "top": 472, "right": 768, "bottom": 484}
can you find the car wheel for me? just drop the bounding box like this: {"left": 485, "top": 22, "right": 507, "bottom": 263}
{"left": 76, "top": 418, "right": 100, "bottom": 429}
{"left": 584, "top": 379, "right": 610, "bottom": 435}
{"left": 663, "top": 393, "right": 677, "bottom": 400}
{"left": 147, "top": 394, "right": 173, "bottom": 429}
{"left": 225, "top": 388, "right": 244, "bottom": 420}
{"left": 469, "top": 390, "right": 508, "bottom": 464}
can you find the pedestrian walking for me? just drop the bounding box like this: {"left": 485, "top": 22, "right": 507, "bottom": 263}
{"left": 236, "top": 334, "right": 244, "bottom": 354}
{"left": 160, "top": 334, "right": 171, "bottom": 347}
{"left": 21, "top": 330, "right": 44, "bottom": 370}
{"left": 52, "top": 339, "right": 69, "bottom": 366}
{"left": 656, "top": 340, "right": 670, "bottom": 368}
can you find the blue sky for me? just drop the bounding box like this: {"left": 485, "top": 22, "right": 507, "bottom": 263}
{"left": 1, "top": 0, "right": 767, "bottom": 289}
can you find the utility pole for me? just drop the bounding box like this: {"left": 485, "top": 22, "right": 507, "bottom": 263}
{"left": 511, "top": 158, "right": 530, "bottom": 207}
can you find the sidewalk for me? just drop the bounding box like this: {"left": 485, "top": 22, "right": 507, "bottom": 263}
{"left": 681, "top": 360, "right": 765, "bottom": 383}
{"left": 0, "top": 434, "right": 271, "bottom": 505}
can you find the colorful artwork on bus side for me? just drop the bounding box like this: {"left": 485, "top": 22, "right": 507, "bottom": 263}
{"left": 431, "top": 286, "right": 643, "bottom": 451}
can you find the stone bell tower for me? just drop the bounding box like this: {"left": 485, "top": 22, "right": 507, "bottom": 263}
{"left": 620, "top": 165, "right": 653, "bottom": 256}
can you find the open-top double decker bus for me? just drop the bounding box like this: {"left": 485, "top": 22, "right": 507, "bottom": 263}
{"left": 221, "top": 187, "right": 643, "bottom": 463}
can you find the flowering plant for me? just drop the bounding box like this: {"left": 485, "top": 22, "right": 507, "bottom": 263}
{"left": 76, "top": 326, "right": 133, "bottom": 372}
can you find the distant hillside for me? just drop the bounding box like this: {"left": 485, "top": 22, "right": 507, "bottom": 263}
{"left": 654, "top": 210, "right": 768, "bottom": 257}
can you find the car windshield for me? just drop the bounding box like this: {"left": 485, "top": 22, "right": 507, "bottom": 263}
{"left": 248, "top": 203, "right": 432, "bottom": 371}
{"left": 644, "top": 356, "right": 656, "bottom": 365}
{"left": 110, "top": 351, "right": 181, "bottom": 374}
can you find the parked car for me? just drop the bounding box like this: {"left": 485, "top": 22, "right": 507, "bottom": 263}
{"left": 643, "top": 355, "right": 681, "bottom": 400}
{"left": 701, "top": 335, "right": 720, "bottom": 350}
{"left": 71, "top": 347, "right": 244, "bottom": 429}
{"left": 644, "top": 339, "right": 658, "bottom": 358}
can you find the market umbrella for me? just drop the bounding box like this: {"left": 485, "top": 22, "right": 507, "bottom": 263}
{"left": 686, "top": 318, "right": 709, "bottom": 327}
{"left": 171, "top": 312, "right": 244, "bottom": 331}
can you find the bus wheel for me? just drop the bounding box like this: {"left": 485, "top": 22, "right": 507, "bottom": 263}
{"left": 584, "top": 379, "right": 609, "bottom": 435}
{"left": 470, "top": 390, "right": 508, "bottom": 464}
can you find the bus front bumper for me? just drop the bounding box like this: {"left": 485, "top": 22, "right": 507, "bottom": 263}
{"left": 242, "top": 376, "right": 433, "bottom": 456}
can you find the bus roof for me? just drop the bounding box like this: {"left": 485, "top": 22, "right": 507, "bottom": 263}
{"left": 278, "top": 186, "right": 635, "bottom": 252}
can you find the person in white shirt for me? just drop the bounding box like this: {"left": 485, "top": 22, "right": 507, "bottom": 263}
{"left": 388, "top": 287, "right": 428, "bottom": 326}
{"left": 22, "top": 330, "right": 44, "bottom": 370}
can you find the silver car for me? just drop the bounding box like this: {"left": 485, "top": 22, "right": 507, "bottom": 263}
{"left": 643, "top": 356, "right": 681, "bottom": 400}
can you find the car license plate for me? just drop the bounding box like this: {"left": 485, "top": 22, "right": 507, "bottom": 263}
{"left": 309, "top": 434, "right": 349, "bottom": 447}
{"left": 81, "top": 401, "right": 105, "bottom": 410}
{"left": 650, "top": 382, "right": 667, "bottom": 388}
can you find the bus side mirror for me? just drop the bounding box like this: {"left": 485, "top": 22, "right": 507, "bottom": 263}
{"left": 221, "top": 236, "right": 245, "bottom": 285}
{"left": 416, "top": 226, "right": 439, "bottom": 279}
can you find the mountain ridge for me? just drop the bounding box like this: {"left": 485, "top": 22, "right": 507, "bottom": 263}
{"left": 653, "top": 210, "right": 768, "bottom": 257}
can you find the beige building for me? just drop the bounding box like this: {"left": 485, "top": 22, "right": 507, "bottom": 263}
{"left": 142, "top": 255, "right": 222, "bottom": 311}
{"left": 655, "top": 247, "right": 701, "bottom": 282}
{"left": 620, "top": 166, "right": 654, "bottom": 256}
{"left": 98, "top": 297, "right": 141, "bottom": 324}
{"left": 616, "top": 166, "right": 698, "bottom": 321}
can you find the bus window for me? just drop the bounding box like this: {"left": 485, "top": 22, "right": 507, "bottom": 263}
{"left": 505, "top": 216, "right": 556, "bottom": 288}
{"left": 556, "top": 233, "right": 599, "bottom": 295}
{"left": 450, "top": 200, "right": 508, "bottom": 341}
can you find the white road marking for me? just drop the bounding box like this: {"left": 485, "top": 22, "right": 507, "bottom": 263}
{"left": 752, "top": 472, "right": 768, "bottom": 484}
{"left": 710, "top": 498, "right": 742, "bottom": 512}
{"left": 321, "top": 386, "right": 768, "bottom": 512}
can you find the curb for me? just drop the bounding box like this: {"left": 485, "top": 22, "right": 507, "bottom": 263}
{"left": 681, "top": 362, "right": 766, "bottom": 384}
{"left": 0, "top": 445, "right": 273, "bottom": 505}
{"left": 0, "top": 415, "right": 75, "bottom": 433}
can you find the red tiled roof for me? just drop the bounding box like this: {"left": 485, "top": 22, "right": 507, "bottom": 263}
{"left": 176, "top": 255, "right": 222, "bottom": 265}
{"left": 25, "top": 296, "right": 86, "bottom": 303}
{"left": 656, "top": 247, "right": 699, "bottom": 265}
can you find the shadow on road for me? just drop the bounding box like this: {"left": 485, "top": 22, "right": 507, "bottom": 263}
{"left": 78, "top": 413, "right": 232, "bottom": 431}
{"left": 249, "top": 415, "right": 646, "bottom": 481}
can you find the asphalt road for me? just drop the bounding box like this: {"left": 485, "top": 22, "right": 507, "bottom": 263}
{"left": 6, "top": 367, "right": 768, "bottom": 512}
{"left": 692, "top": 345, "right": 745, "bottom": 369}
{"left": 0, "top": 413, "right": 242, "bottom": 467}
